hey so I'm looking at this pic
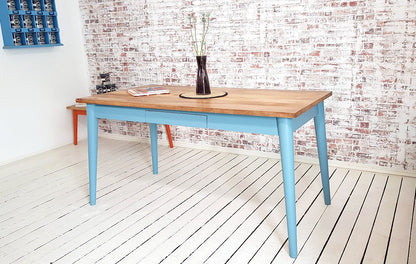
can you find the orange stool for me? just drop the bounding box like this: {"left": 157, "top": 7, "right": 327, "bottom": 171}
{"left": 67, "top": 105, "right": 174, "bottom": 147}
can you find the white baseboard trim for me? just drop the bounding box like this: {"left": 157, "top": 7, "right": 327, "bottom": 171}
{"left": 99, "top": 133, "right": 416, "bottom": 178}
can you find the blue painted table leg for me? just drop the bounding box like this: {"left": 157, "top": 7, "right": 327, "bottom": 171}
{"left": 87, "top": 104, "right": 98, "bottom": 206}
{"left": 277, "top": 118, "right": 298, "bottom": 258}
{"left": 149, "top": 123, "right": 158, "bottom": 174}
{"left": 314, "top": 102, "right": 331, "bottom": 205}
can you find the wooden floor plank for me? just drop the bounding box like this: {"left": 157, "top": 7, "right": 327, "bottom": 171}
{"left": 0, "top": 138, "right": 414, "bottom": 264}
{"left": 204, "top": 163, "right": 314, "bottom": 264}
{"left": 15, "top": 147, "right": 206, "bottom": 263}
{"left": 139, "top": 159, "right": 282, "bottom": 264}
{"left": 2, "top": 144, "right": 187, "bottom": 262}
{"left": 172, "top": 159, "right": 283, "bottom": 264}
{"left": 51, "top": 151, "right": 236, "bottom": 264}
{"left": 223, "top": 164, "right": 314, "bottom": 264}
{"left": 338, "top": 173, "right": 388, "bottom": 264}
{"left": 385, "top": 177, "right": 416, "bottom": 264}
{"left": 99, "top": 157, "right": 267, "bottom": 264}
{"left": 270, "top": 168, "right": 348, "bottom": 264}
{"left": 0, "top": 142, "right": 148, "bottom": 226}
{"left": 0, "top": 138, "right": 127, "bottom": 191}
{"left": 362, "top": 175, "right": 402, "bottom": 264}
{"left": 133, "top": 156, "right": 258, "bottom": 263}
{"left": 0, "top": 141, "right": 88, "bottom": 181}
{"left": 0, "top": 140, "right": 140, "bottom": 215}
{"left": 0, "top": 143, "right": 174, "bottom": 249}
{"left": 409, "top": 185, "right": 416, "bottom": 264}
{"left": 318, "top": 171, "right": 374, "bottom": 264}
{"left": 135, "top": 159, "right": 282, "bottom": 264}
{"left": 292, "top": 169, "right": 361, "bottom": 264}
{"left": 247, "top": 166, "right": 332, "bottom": 264}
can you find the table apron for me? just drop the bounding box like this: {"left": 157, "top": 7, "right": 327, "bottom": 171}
{"left": 292, "top": 105, "right": 318, "bottom": 132}
{"left": 89, "top": 104, "right": 320, "bottom": 135}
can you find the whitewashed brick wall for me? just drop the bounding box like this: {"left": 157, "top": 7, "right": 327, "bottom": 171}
{"left": 78, "top": 0, "right": 416, "bottom": 172}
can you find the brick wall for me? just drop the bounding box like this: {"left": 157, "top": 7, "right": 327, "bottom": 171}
{"left": 78, "top": 0, "right": 416, "bottom": 172}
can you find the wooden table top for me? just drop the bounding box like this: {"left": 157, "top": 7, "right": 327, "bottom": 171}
{"left": 76, "top": 85, "right": 332, "bottom": 118}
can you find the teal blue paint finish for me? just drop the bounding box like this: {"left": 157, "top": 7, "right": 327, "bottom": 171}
{"left": 87, "top": 104, "right": 98, "bottom": 205}
{"left": 277, "top": 117, "right": 298, "bottom": 258}
{"left": 292, "top": 105, "right": 318, "bottom": 132}
{"left": 0, "top": 3, "right": 14, "bottom": 47}
{"left": 314, "top": 102, "right": 331, "bottom": 205}
{"left": 0, "top": 0, "right": 62, "bottom": 48}
{"left": 146, "top": 110, "right": 207, "bottom": 128}
{"left": 207, "top": 113, "right": 278, "bottom": 135}
{"left": 3, "top": 43, "right": 63, "bottom": 49}
{"left": 146, "top": 110, "right": 278, "bottom": 135}
{"left": 150, "top": 123, "right": 158, "bottom": 174}
{"left": 95, "top": 105, "right": 146, "bottom": 122}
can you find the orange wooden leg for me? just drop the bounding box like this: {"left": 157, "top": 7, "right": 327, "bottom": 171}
{"left": 164, "top": 125, "right": 174, "bottom": 148}
{"left": 72, "top": 110, "right": 78, "bottom": 145}
{"left": 72, "top": 109, "right": 86, "bottom": 146}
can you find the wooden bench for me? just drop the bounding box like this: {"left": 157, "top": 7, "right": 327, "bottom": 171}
{"left": 66, "top": 105, "right": 173, "bottom": 147}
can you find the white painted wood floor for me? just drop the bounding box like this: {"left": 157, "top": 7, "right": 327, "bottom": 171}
{"left": 0, "top": 138, "right": 415, "bottom": 264}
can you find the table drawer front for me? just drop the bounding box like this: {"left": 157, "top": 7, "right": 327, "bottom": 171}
{"left": 146, "top": 110, "right": 207, "bottom": 128}
{"left": 207, "top": 114, "right": 278, "bottom": 135}
{"left": 94, "top": 105, "right": 146, "bottom": 122}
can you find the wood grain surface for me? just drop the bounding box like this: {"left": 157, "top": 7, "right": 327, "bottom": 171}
{"left": 76, "top": 85, "right": 332, "bottom": 118}
{"left": 66, "top": 105, "right": 87, "bottom": 111}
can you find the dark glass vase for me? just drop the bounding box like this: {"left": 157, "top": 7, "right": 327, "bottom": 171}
{"left": 196, "top": 56, "right": 211, "bottom": 95}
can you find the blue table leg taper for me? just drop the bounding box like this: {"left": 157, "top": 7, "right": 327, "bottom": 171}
{"left": 87, "top": 104, "right": 98, "bottom": 206}
{"left": 150, "top": 123, "right": 158, "bottom": 174}
{"left": 278, "top": 117, "right": 298, "bottom": 258}
{"left": 314, "top": 102, "right": 331, "bottom": 205}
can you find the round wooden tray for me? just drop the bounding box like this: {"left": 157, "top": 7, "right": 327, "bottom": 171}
{"left": 179, "top": 91, "right": 228, "bottom": 99}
